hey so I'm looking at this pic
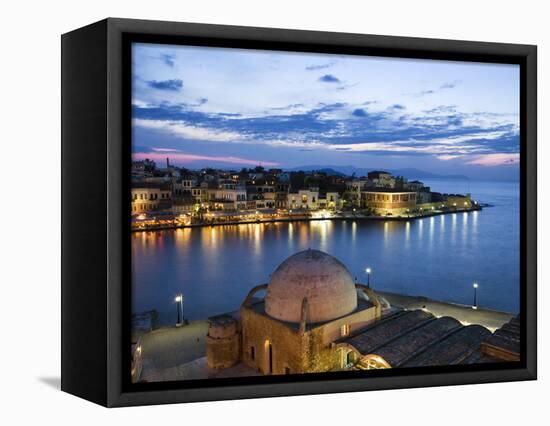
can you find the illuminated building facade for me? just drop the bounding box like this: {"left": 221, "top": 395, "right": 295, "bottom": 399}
{"left": 131, "top": 184, "right": 172, "bottom": 213}
{"left": 360, "top": 189, "right": 417, "bottom": 215}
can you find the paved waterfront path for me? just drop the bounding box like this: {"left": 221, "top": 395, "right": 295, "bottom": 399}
{"left": 378, "top": 291, "right": 514, "bottom": 331}
{"left": 141, "top": 357, "right": 260, "bottom": 382}
{"left": 132, "top": 206, "right": 481, "bottom": 232}
{"left": 138, "top": 320, "right": 209, "bottom": 376}
{"left": 137, "top": 320, "right": 260, "bottom": 382}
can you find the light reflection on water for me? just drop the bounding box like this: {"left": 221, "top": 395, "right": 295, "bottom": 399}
{"left": 132, "top": 180, "right": 520, "bottom": 324}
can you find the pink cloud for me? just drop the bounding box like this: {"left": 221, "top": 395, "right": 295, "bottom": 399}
{"left": 466, "top": 153, "right": 520, "bottom": 167}
{"left": 134, "top": 151, "right": 280, "bottom": 167}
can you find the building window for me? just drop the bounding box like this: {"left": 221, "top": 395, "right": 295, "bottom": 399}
{"left": 250, "top": 346, "right": 255, "bottom": 361}
{"left": 341, "top": 324, "right": 350, "bottom": 337}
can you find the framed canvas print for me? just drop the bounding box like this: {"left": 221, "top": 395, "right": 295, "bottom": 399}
{"left": 61, "top": 18, "right": 537, "bottom": 407}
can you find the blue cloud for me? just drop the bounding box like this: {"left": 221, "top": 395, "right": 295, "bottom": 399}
{"left": 133, "top": 101, "right": 519, "bottom": 159}
{"left": 411, "top": 81, "right": 461, "bottom": 97}
{"left": 160, "top": 54, "right": 175, "bottom": 67}
{"left": 195, "top": 97, "right": 208, "bottom": 106}
{"left": 306, "top": 62, "right": 334, "bottom": 71}
{"left": 147, "top": 79, "right": 183, "bottom": 91}
{"left": 319, "top": 74, "right": 341, "bottom": 83}
{"left": 440, "top": 80, "right": 461, "bottom": 89}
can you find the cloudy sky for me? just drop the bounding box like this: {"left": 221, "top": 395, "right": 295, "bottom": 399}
{"left": 132, "top": 42, "right": 520, "bottom": 180}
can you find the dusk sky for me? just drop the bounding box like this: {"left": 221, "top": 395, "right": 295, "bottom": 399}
{"left": 132, "top": 43, "right": 520, "bottom": 181}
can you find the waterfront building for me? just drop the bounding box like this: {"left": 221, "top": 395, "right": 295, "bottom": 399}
{"left": 367, "top": 171, "right": 395, "bottom": 188}
{"left": 247, "top": 187, "right": 276, "bottom": 209}
{"left": 345, "top": 179, "right": 369, "bottom": 193}
{"left": 131, "top": 183, "right": 172, "bottom": 213}
{"left": 191, "top": 187, "right": 204, "bottom": 202}
{"left": 206, "top": 250, "right": 384, "bottom": 373}
{"left": 256, "top": 184, "right": 277, "bottom": 208}
{"left": 345, "top": 179, "right": 368, "bottom": 206}
{"left": 205, "top": 250, "right": 506, "bottom": 375}
{"left": 407, "top": 180, "right": 425, "bottom": 191}
{"left": 295, "top": 188, "right": 319, "bottom": 210}
{"left": 275, "top": 183, "right": 290, "bottom": 209}
{"left": 205, "top": 187, "right": 248, "bottom": 211}
{"left": 318, "top": 191, "right": 342, "bottom": 210}
{"left": 445, "top": 193, "right": 473, "bottom": 209}
{"left": 417, "top": 190, "right": 432, "bottom": 204}
{"left": 171, "top": 196, "right": 196, "bottom": 214}
{"left": 173, "top": 176, "right": 197, "bottom": 195}
{"left": 287, "top": 189, "right": 319, "bottom": 210}
{"left": 360, "top": 188, "right": 417, "bottom": 215}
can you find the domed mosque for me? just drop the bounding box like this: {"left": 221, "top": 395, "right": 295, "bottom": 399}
{"left": 206, "top": 249, "right": 513, "bottom": 376}
{"left": 266, "top": 249, "right": 359, "bottom": 323}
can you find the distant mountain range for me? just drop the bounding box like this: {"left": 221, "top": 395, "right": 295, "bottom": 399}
{"left": 286, "top": 165, "right": 469, "bottom": 180}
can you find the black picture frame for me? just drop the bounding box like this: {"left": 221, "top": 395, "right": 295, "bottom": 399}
{"left": 61, "top": 17, "right": 537, "bottom": 407}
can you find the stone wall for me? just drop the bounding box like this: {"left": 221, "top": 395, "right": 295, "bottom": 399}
{"left": 240, "top": 305, "right": 303, "bottom": 375}
{"left": 206, "top": 317, "right": 241, "bottom": 369}
{"left": 240, "top": 303, "right": 378, "bottom": 375}
{"left": 302, "top": 306, "right": 377, "bottom": 372}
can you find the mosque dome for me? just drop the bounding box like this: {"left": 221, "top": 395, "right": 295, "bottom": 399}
{"left": 265, "top": 249, "right": 358, "bottom": 323}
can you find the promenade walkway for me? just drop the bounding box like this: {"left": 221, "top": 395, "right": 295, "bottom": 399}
{"left": 378, "top": 291, "right": 514, "bottom": 331}
{"left": 138, "top": 320, "right": 209, "bottom": 380}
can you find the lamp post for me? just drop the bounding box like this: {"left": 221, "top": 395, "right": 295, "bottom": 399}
{"left": 366, "top": 267, "right": 372, "bottom": 288}
{"left": 472, "top": 283, "right": 478, "bottom": 310}
{"left": 175, "top": 294, "right": 184, "bottom": 326}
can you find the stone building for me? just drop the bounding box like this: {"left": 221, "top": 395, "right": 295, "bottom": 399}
{"left": 367, "top": 171, "right": 395, "bottom": 188}
{"left": 206, "top": 249, "right": 385, "bottom": 374}
{"left": 205, "top": 249, "right": 517, "bottom": 376}
{"left": 131, "top": 183, "right": 172, "bottom": 213}
{"left": 360, "top": 188, "right": 417, "bottom": 215}
{"left": 445, "top": 193, "right": 473, "bottom": 209}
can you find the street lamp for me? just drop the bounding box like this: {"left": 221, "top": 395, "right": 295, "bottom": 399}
{"left": 175, "top": 294, "right": 184, "bottom": 326}
{"left": 366, "top": 267, "right": 372, "bottom": 288}
{"left": 472, "top": 283, "right": 478, "bottom": 310}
